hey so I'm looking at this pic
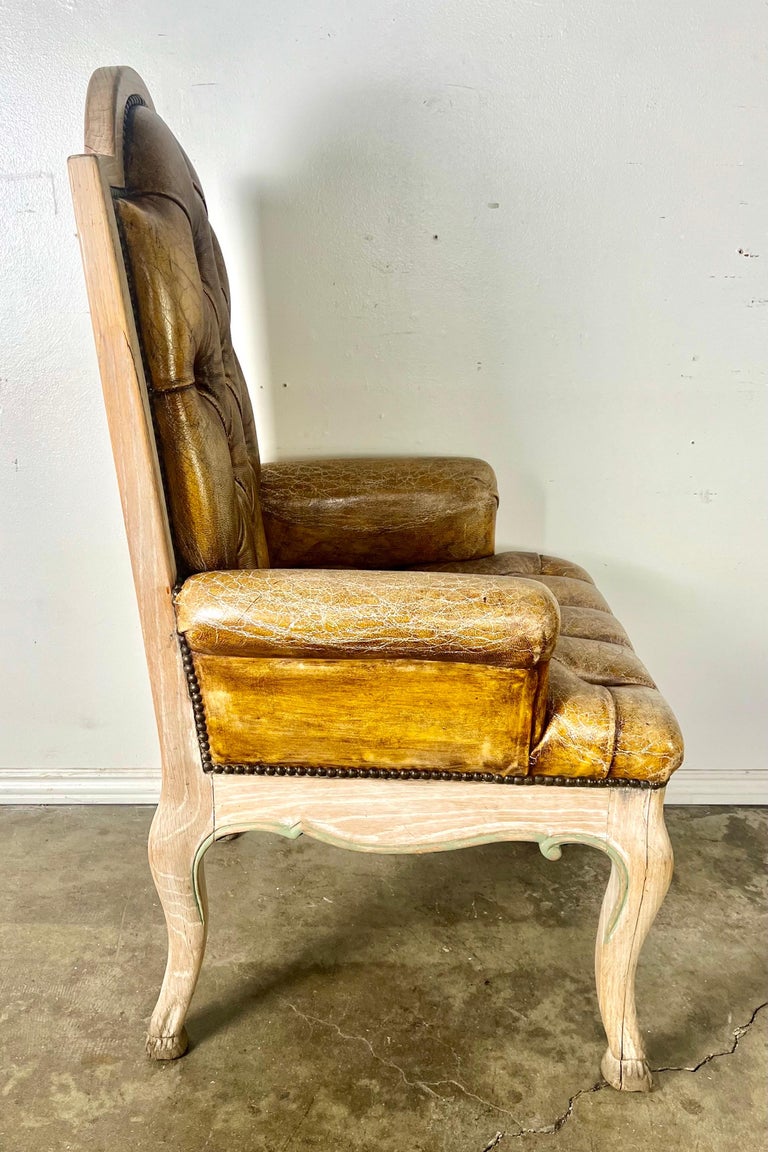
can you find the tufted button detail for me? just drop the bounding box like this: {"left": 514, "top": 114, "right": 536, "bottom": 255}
{"left": 414, "top": 552, "right": 683, "bottom": 785}
{"left": 115, "top": 103, "right": 269, "bottom": 577}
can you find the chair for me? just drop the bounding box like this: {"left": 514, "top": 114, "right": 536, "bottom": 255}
{"left": 68, "top": 66, "right": 683, "bottom": 1092}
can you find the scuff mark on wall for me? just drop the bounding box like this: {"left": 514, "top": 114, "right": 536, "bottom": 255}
{"left": 0, "top": 172, "right": 58, "bottom": 216}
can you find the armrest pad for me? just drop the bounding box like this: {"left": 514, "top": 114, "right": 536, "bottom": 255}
{"left": 176, "top": 569, "right": 560, "bottom": 668}
{"left": 259, "top": 456, "right": 498, "bottom": 568}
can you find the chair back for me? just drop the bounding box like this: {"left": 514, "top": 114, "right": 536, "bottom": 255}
{"left": 82, "top": 67, "right": 269, "bottom": 577}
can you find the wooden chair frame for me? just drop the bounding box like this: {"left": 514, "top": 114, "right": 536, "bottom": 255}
{"left": 68, "top": 67, "right": 673, "bottom": 1092}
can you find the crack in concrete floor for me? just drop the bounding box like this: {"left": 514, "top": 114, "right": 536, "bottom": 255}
{"left": 652, "top": 1000, "right": 768, "bottom": 1073}
{"left": 283, "top": 1000, "right": 522, "bottom": 1119}
{"left": 282, "top": 997, "right": 767, "bottom": 1146}
{"left": 480, "top": 1001, "right": 768, "bottom": 1146}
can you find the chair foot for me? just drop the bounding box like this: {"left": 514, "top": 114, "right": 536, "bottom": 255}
{"left": 601, "top": 1048, "right": 653, "bottom": 1092}
{"left": 146, "top": 1027, "right": 189, "bottom": 1061}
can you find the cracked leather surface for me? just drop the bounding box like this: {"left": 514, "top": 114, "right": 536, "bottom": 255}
{"left": 114, "top": 103, "right": 269, "bottom": 575}
{"left": 414, "top": 552, "right": 684, "bottom": 783}
{"left": 260, "top": 457, "right": 498, "bottom": 568}
{"left": 176, "top": 569, "right": 560, "bottom": 668}
{"left": 109, "top": 97, "right": 682, "bottom": 787}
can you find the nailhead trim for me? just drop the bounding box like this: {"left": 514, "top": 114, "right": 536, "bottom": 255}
{"left": 177, "top": 629, "right": 662, "bottom": 791}
{"left": 202, "top": 762, "right": 660, "bottom": 789}
{"left": 179, "top": 632, "right": 215, "bottom": 770}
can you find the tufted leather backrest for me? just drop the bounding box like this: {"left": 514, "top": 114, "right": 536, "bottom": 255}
{"left": 113, "top": 101, "right": 269, "bottom": 576}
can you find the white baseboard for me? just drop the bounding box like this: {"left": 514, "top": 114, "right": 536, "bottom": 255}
{"left": 664, "top": 767, "right": 767, "bottom": 805}
{"left": 0, "top": 767, "right": 764, "bottom": 806}
{"left": 0, "top": 768, "right": 161, "bottom": 805}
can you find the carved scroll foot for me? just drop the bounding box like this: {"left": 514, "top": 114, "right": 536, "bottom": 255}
{"left": 600, "top": 1049, "right": 653, "bottom": 1092}
{"left": 595, "top": 788, "right": 673, "bottom": 1092}
{"left": 146, "top": 1027, "right": 190, "bottom": 1061}
{"left": 146, "top": 795, "right": 212, "bottom": 1061}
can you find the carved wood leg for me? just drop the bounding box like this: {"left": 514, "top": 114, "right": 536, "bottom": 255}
{"left": 595, "top": 787, "right": 673, "bottom": 1091}
{"left": 146, "top": 798, "right": 213, "bottom": 1060}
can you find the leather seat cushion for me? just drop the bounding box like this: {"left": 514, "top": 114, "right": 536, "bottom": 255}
{"left": 413, "top": 552, "right": 683, "bottom": 785}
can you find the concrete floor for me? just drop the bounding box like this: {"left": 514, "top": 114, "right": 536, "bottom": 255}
{"left": 0, "top": 805, "right": 765, "bottom": 1151}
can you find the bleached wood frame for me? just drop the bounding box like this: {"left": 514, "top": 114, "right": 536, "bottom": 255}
{"left": 68, "top": 66, "right": 673, "bottom": 1093}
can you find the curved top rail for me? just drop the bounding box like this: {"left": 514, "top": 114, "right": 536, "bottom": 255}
{"left": 83, "top": 65, "right": 155, "bottom": 186}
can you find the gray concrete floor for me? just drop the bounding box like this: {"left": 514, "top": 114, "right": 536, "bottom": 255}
{"left": 0, "top": 805, "right": 765, "bottom": 1151}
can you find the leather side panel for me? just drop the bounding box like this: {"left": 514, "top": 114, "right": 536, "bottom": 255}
{"left": 195, "top": 656, "right": 538, "bottom": 776}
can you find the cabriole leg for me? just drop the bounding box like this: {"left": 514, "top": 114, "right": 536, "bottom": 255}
{"left": 146, "top": 798, "right": 212, "bottom": 1060}
{"left": 595, "top": 787, "right": 673, "bottom": 1091}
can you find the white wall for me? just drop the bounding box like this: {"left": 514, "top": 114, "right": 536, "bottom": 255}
{"left": 1, "top": 1, "right": 765, "bottom": 803}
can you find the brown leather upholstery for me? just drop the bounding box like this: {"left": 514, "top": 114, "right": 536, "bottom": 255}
{"left": 176, "top": 569, "right": 557, "bottom": 777}
{"left": 260, "top": 457, "right": 498, "bottom": 568}
{"left": 114, "top": 103, "right": 269, "bottom": 575}
{"left": 176, "top": 569, "right": 560, "bottom": 666}
{"left": 109, "top": 92, "right": 682, "bottom": 789}
{"left": 414, "top": 553, "right": 684, "bottom": 784}
{"left": 176, "top": 554, "right": 682, "bottom": 784}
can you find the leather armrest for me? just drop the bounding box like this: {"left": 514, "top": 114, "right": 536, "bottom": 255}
{"left": 259, "top": 456, "right": 498, "bottom": 568}
{"left": 175, "top": 569, "right": 560, "bottom": 668}
{"left": 177, "top": 569, "right": 559, "bottom": 776}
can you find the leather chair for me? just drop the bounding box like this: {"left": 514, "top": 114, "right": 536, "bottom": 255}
{"left": 69, "top": 66, "right": 683, "bottom": 1092}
